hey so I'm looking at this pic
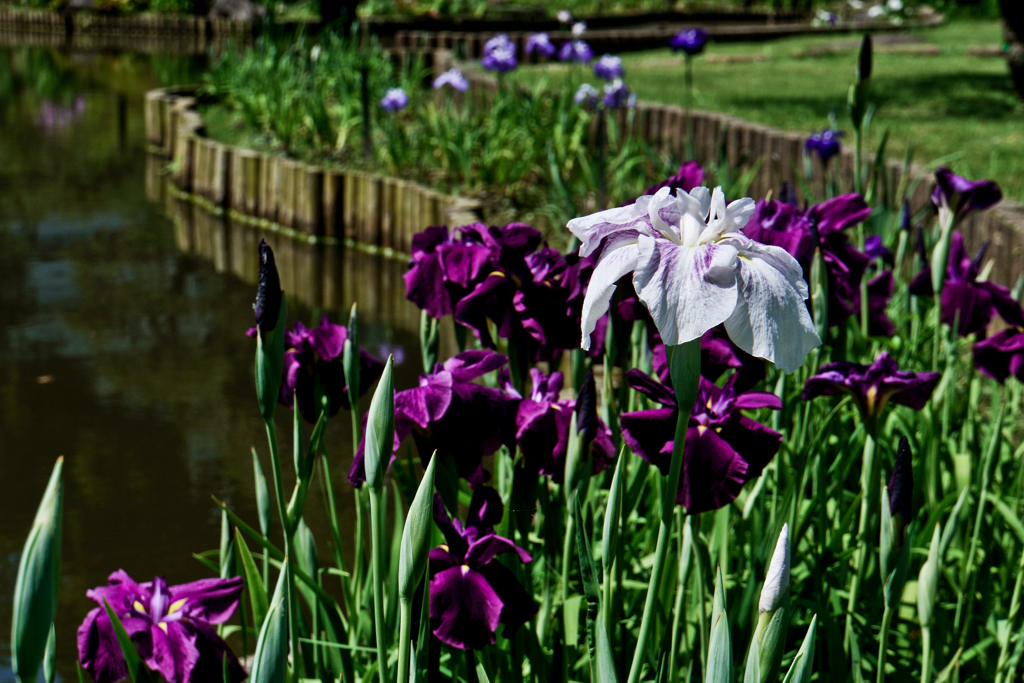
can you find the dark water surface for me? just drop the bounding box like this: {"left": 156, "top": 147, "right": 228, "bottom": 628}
{"left": 0, "top": 46, "right": 423, "bottom": 680}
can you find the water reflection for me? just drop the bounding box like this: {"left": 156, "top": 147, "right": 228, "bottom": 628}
{"left": 0, "top": 45, "right": 430, "bottom": 680}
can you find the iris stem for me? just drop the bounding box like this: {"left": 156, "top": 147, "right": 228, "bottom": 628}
{"left": 845, "top": 420, "right": 879, "bottom": 651}
{"left": 920, "top": 626, "right": 932, "bottom": 683}
{"left": 993, "top": 543, "right": 1024, "bottom": 683}
{"left": 397, "top": 599, "right": 413, "bottom": 683}
{"left": 625, "top": 339, "right": 700, "bottom": 683}
{"left": 368, "top": 488, "right": 391, "bottom": 683}
{"left": 876, "top": 605, "right": 895, "bottom": 683}
{"left": 668, "top": 512, "right": 694, "bottom": 682}
{"left": 264, "top": 416, "right": 302, "bottom": 677}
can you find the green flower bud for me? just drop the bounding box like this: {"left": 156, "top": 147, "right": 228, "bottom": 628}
{"left": 918, "top": 523, "right": 941, "bottom": 628}
{"left": 364, "top": 356, "right": 395, "bottom": 491}
{"left": 399, "top": 455, "right": 437, "bottom": 602}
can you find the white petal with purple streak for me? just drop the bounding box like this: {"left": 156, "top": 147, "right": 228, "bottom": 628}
{"left": 580, "top": 236, "right": 640, "bottom": 350}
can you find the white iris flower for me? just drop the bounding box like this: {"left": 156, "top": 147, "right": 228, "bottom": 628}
{"left": 568, "top": 185, "right": 820, "bottom": 373}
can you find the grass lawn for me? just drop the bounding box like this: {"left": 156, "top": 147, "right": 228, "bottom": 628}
{"left": 512, "top": 20, "right": 1024, "bottom": 203}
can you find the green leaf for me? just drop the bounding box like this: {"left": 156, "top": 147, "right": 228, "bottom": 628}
{"left": 364, "top": 356, "right": 395, "bottom": 491}
{"left": 933, "top": 648, "right": 962, "bottom": 683}
{"left": 252, "top": 448, "right": 272, "bottom": 538}
{"left": 235, "top": 528, "right": 269, "bottom": 631}
{"left": 249, "top": 562, "right": 290, "bottom": 683}
{"left": 12, "top": 457, "right": 63, "bottom": 683}
{"left": 917, "top": 523, "right": 940, "bottom": 628}
{"left": 706, "top": 608, "right": 733, "bottom": 683}
{"left": 564, "top": 595, "right": 583, "bottom": 648}
{"left": 573, "top": 492, "right": 602, "bottom": 666}
{"left": 743, "top": 631, "right": 761, "bottom": 683}
{"left": 44, "top": 623, "right": 56, "bottom": 683}
{"left": 220, "top": 509, "right": 236, "bottom": 580}
{"left": 601, "top": 449, "right": 625, "bottom": 572}
{"left": 102, "top": 598, "right": 149, "bottom": 683}
{"left": 781, "top": 615, "right": 817, "bottom": 683}
{"left": 989, "top": 495, "right": 1024, "bottom": 544}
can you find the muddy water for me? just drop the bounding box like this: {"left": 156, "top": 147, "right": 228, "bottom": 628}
{"left": 0, "top": 46, "right": 424, "bottom": 680}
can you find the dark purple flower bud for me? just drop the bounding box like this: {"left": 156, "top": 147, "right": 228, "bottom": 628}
{"left": 888, "top": 436, "right": 913, "bottom": 526}
{"left": 575, "top": 369, "right": 598, "bottom": 442}
{"left": 77, "top": 571, "right": 245, "bottom": 683}
{"left": 805, "top": 128, "right": 844, "bottom": 165}
{"left": 930, "top": 167, "right": 1002, "bottom": 221}
{"left": 802, "top": 352, "right": 940, "bottom": 421}
{"left": 865, "top": 235, "right": 893, "bottom": 267}
{"left": 899, "top": 199, "right": 911, "bottom": 232}
{"left": 857, "top": 34, "right": 872, "bottom": 82}
{"left": 593, "top": 54, "right": 624, "bottom": 80}
{"left": 620, "top": 373, "right": 782, "bottom": 513}
{"left": 669, "top": 28, "right": 708, "bottom": 56}
{"left": 254, "top": 239, "right": 282, "bottom": 335}
{"left": 525, "top": 32, "right": 556, "bottom": 58}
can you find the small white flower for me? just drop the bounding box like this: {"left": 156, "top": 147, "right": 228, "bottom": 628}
{"left": 759, "top": 523, "right": 790, "bottom": 612}
{"left": 310, "top": 45, "right": 321, "bottom": 62}
{"left": 568, "top": 187, "right": 819, "bottom": 372}
{"left": 867, "top": 5, "right": 885, "bottom": 17}
{"left": 887, "top": 0, "right": 903, "bottom": 10}
{"left": 557, "top": 9, "right": 572, "bottom": 23}
{"left": 572, "top": 21, "right": 587, "bottom": 37}
{"left": 848, "top": 0, "right": 864, "bottom": 7}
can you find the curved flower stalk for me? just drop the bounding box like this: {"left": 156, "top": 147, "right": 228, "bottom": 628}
{"left": 77, "top": 571, "right": 245, "bottom": 683}
{"left": 429, "top": 488, "right": 537, "bottom": 649}
{"left": 620, "top": 370, "right": 782, "bottom": 513}
{"left": 278, "top": 317, "right": 385, "bottom": 423}
{"left": 909, "top": 232, "right": 1024, "bottom": 337}
{"left": 569, "top": 184, "right": 820, "bottom": 372}
{"left": 348, "top": 350, "right": 517, "bottom": 487}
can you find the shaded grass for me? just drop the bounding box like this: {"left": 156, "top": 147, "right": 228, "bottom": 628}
{"left": 513, "top": 20, "right": 1024, "bottom": 203}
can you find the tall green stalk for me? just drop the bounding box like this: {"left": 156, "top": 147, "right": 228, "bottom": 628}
{"left": 845, "top": 420, "right": 879, "bottom": 650}
{"left": 626, "top": 339, "right": 701, "bottom": 683}
{"left": 264, "top": 417, "right": 301, "bottom": 676}
{"left": 368, "top": 488, "right": 390, "bottom": 683}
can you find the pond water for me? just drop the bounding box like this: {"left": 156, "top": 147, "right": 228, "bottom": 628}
{"left": 0, "top": 46, "right": 424, "bottom": 680}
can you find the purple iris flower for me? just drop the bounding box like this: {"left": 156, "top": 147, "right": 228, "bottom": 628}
{"left": 908, "top": 232, "right": 1024, "bottom": 336}
{"left": 593, "top": 54, "right": 624, "bottom": 80}
{"left": 602, "top": 79, "right": 630, "bottom": 108}
{"left": 865, "top": 234, "right": 893, "bottom": 267}
{"left": 403, "top": 224, "right": 493, "bottom": 319}
{"left": 253, "top": 239, "right": 282, "bottom": 335}
{"left": 281, "top": 318, "right": 385, "bottom": 423}
{"left": 620, "top": 372, "right": 782, "bottom": 513}
{"left": 429, "top": 488, "right": 537, "bottom": 650}
{"left": 574, "top": 83, "right": 599, "bottom": 108}
{"left": 433, "top": 68, "right": 470, "bottom": 92}
{"left": 669, "top": 28, "right": 709, "bottom": 56}
{"left": 348, "top": 350, "right": 517, "bottom": 487}
{"left": 744, "top": 193, "right": 872, "bottom": 328}
{"left": 77, "top": 571, "right": 245, "bottom": 683}
{"left": 931, "top": 167, "right": 1002, "bottom": 222}
{"left": 525, "top": 32, "right": 556, "bottom": 58}
{"left": 515, "top": 368, "right": 615, "bottom": 480}
{"left": 380, "top": 87, "right": 408, "bottom": 112}
{"left": 802, "top": 352, "right": 940, "bottom": 421}
{"left": 482, "top": 34, "right": 518, "bottom": 73}
{"left": 559, "top": 39, "right": 594, "bottom": 63}
{"left": 805, "top": 129, "right": 844, "bottom": 165}
{"left": 973, "top": 329, "right": 1024, "bottom": 383}
{"left": 699, "top": 326, "right": 767, "bottom": 392}
{"left": 455, "top": 225, "right": 586, "bottom": 363}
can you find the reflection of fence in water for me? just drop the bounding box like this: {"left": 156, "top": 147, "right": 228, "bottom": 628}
{"left": 151, "top": 156, "right": 461, "bottom": 361}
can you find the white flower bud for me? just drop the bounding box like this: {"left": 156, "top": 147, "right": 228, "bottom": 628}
{"left": 759, "top": 523, "right": 790, "bottom": 612}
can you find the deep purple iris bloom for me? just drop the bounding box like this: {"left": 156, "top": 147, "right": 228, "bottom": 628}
{"left": 482, "top": 34, "right": 518, "bottom": 73}
{"left": 931, "top": 167, "right": 1002, "bottom": 221}
{"left": 620, "top": 372, "right": 782, "bottom": 513}
{"left": 805, "top": 129, "right": 844, "bottom": 165}
{"left": 559, "top": 39, "right": 594, "bottom": 63}
{"left": 638, "top": 160, "right": 705, "bottom": 198}
{"left": 429, "top": 488, "right": 537, "bottom": 650}
{"left": 526, "top": 32, "right": 556, "bottom": 58}
{"left": 404, "top": 224, "right": 493, "bottom": 319}
{"left": 348, "top": 350, "right": 517, "bottom": 486}
{"left": 744, "top": 193, "right": 872, "bottom": 328}
{"left": 593, "top": 54, "right": 624, "bottom": 80}
{"left": 699, "top": 326, "right": 766, "bottom": 392}
{"left": 455, "top": 224, "right": 587, "bottom": 363}
{"left": 909, "top": 232, "right": 1024, "bottom": 336}
{"left": 281, "top": 318, "right": 385, "bottom": 423}
{"left": 669, "top": 28, "right": 709, "bottom": 56}
{"left": 514, "top": 368, "right": 615, "bottom": 480}
{"left": 802, "top": 352, "right": 940, "bottom": 421}
{"left": 78, "top": 571, "right": 245, "bottom": 683}
{"left": 602, "top": 79, "right": 630, "bottom": 108}
{"left": 973, "top": 329, "right": 1024, "bottom": 383}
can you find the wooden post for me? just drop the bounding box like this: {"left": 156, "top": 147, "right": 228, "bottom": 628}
{"left": 296, "top": 164, "right": 324, "bottom": 236}
{"left": 322, "top": 170, "right": 345, "bottom": 239}
{"left": 343, "top": 171, "right": 359, "bottom": 241}
{"left": 380, "top": 177, "right": 396, "bottom": 250}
